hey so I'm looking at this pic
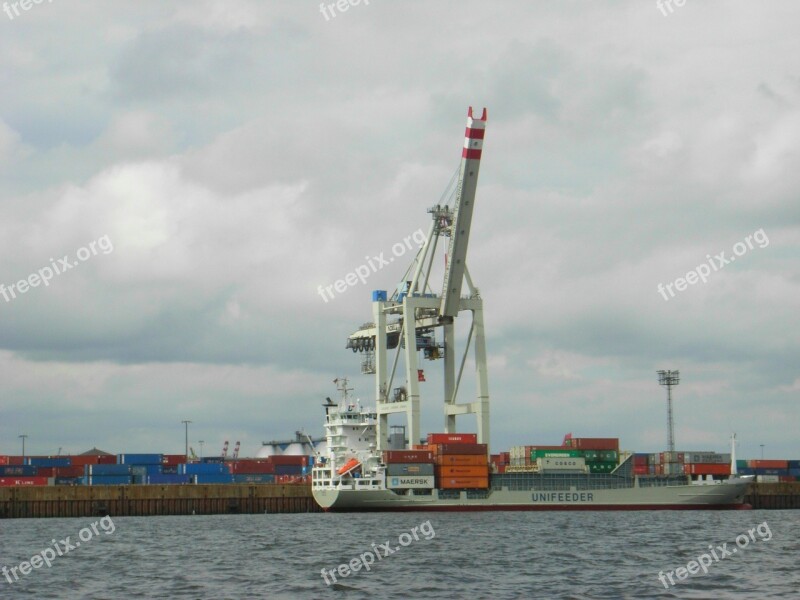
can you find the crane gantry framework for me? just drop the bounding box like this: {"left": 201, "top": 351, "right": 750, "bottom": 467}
{"left": 346, "top": 107, "right": 490, "bottom": 451}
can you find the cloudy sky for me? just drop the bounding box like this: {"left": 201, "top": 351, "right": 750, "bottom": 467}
{"left": 1, "top": 1, "right": 798, "bottom": 460}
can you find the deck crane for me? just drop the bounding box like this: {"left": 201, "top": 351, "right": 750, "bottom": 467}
{"left": 345, "top": 107, "right": 490, "bottom": 451}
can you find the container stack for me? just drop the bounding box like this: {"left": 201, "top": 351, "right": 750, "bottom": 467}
{"left": 425, "top": 433, "right": 489, "bottom": 490}
{"left": 383, "top": 450, "right": 435, "bottom": 489}
{"left": 737, "top": 460, "right": 800, "bottom": 483}
{"left": 0, "top": 452, "right": 315, "bottom": 487}
{"left": 490, "top": 452, "right": 510, "bottom": 473}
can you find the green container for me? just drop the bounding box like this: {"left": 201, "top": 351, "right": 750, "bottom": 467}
{"left": 588, "top": 462, "right": 617, "bottom": 473}
{"left": 736, "top": 459, "right": 748, "bottom": 469}
{"left": 530, "top": 449, "right": 582, "bottom": 460}
{"left": 599, "top": 450, "right": 618, "bottom": 462}
{"left": 582, "top": 451, "right": 599, "bottom": 462}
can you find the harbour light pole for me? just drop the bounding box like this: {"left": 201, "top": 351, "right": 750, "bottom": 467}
{"left": 199, "top": 440, "right": 205, "bottom": 459}
{"left": 182, "top": 420, "right": 192, "bottom": 460}
{"left": 19, "top": 434, "right": 28, "bottom": 459}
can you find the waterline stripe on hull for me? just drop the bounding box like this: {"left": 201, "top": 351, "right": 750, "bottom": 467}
{"left": 323, "top": 503, "right": 752, "bottom": 512}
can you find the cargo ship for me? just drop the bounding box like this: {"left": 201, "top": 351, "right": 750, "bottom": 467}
{"left": 311, "top": 381, "right": 751, "bottom": 511}
{"left": 311, "top": 108, "right": 751, "bottom": 511}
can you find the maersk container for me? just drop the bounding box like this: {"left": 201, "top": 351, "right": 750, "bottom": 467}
{"left": 27, "top": 457, "right": 72, "bottom": 467}
{"left": 232, "top": 474, "right": 275, "bottom": 484}
{"left": 387, "top": 475, "right": 435, "bottom": 489}
{"left": 117, "top": 454, "right": 163, "bottom": 465}
{"left": 386, "top": 463, "right": 435, "bottom": 476}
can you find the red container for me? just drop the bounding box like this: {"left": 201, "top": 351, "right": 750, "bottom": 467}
{"left": 432, "top": 443, "right": 487, "bottom": 456}
{"left": 427, "top": 433, "right": 478, "bottom": 445}
{"left": 633, "top": 455, "right": 648, "bottom": 467}
{"left": 436, "top": 455, "right": 488, "bottom": 466}
{"left": 97, "top": 455, "right": 117, "bottom": 464}
{"left": 496, "top": 465, "right": 507, "bottom": 473}
{"left": 268, "top": 456, "right": 308, "bottom": 466}
{"left": 438, "top": 476, "right": 488, "bottom": 489}
{"left": 654, "top": 464, "right": 664, "bottom": 475}
{"left": 569, "top": 438, "right": 619, "bottom": 451}
{"left": 501, "top": 452, "right": 510, "bottom": 462}
{"left": 36, "top": 467, "right": 56, "bottom": 477}
{"left": 231, "top": 461, "right": 276, "bottom": 474}
{"left": 436, "top": 465, "right": 488, "bottom": 477}
{"left": 68, "top": 455, "right": 100, "bottom": 467}
{"left": 55, "top": 466, "right": 85, "bottom": 478}
{"left": 0, "top": 456, "right": 9, "bottom": 466}
{"left": 161, "top": 455, "right": 186, "bottom": 467}
{"left": 748, "top": 460, "right": 788, "bottom": 469}
{"left": 633, "top": 465, "right": 649, "bottom": 475}
{"left": 0, "top": 477, "right": 49, "bottom": 486}
{"left": 687, "top": 463, "right": 731, "bottom": 476}
{"left": 383, "top": 450, "right": 434, "bottom": 464}
{"left": 9, "top": 456, "right": 25, "bottom": 465}
{"left": 779, "top": 476, "right": 796, "bottom": 483}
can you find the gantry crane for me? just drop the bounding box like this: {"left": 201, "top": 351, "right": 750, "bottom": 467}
{"left": 346, "top": 107, "right": 490, "bottom": 451}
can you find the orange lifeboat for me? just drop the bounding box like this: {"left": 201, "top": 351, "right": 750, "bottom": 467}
{"left": 337, "top": 458, "right": 360, "bottom": 475}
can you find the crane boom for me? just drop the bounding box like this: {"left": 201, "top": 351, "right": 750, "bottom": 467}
{"left": 439, "top": 107, "right": 487, "bottom": 318}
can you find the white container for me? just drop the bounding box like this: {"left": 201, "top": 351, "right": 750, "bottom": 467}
{"left": 537, "top": 457, "right": 586, "bottom": 471}
{"left": 386, "top": 475, "right": 435, "bottom": 489}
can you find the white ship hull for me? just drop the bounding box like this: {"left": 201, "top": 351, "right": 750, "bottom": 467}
{"left": 313, "top": 477, "right": 751, "bottom": 512}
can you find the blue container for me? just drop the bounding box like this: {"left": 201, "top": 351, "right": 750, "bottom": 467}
{"left": 788, "top": 460, "right": 800, "bottom": 470}
{"left": 117, "top": 454, "right": 162, "bottom": 465}
{"left": 787, "top": 469, "right": 800, "bottom": 477}
{"left": 83, "top": 475, "right": 132, "bottom": 486}
{"left": 161, "top": 466, "right": 178, "bottom": 474}
{"left": 274, "top": 464, "right": 303, "bottom": 475}
{"left": 737, "top": 467, "right": 756, "bottom": 475}
{"left": 147, "top": 474, "right": 191, "bottom": 485}
{"left": 1, "top": 465, "right": 38, "bottom": 476}
{"left": 131, "top": 465, "right": 163, "bottom": 475}
{"left": 193, "top": 474, "right": 233, "bottom": 484}
{"left": 27, "top": 457, "right": 71, "bottom": 467}
{"left": 753, "top": 468, "right": 785, "bottom": 475}
{"left": 54, "top": 477, "right": 81, "bottom": 485}
{"left": 372, "top": 290, "right": 388, "bottom": 302}
{"left": 179, "top": 463, "right": 230, "bottom": 475}
{"left": 308, "top": 456, "right": 315, "bottom": 466}
{"left": 86, "top": 464, "right": 132, "bottom": 476}
{"left": 201, "top": 457, "right": 225, "bottom": 463}
{"left": 232, "top": 474, "right": 275, "bottom": 484}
